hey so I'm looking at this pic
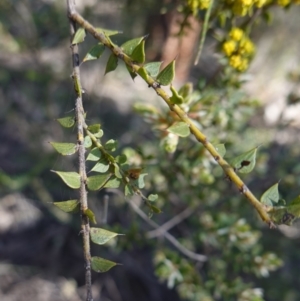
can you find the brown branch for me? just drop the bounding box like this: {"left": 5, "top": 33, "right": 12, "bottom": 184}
{"left": 67, "top": 1, "right": 93, "bottom": 300}
{"left": 67, "top": 7, "right": 275, "bottom": 228}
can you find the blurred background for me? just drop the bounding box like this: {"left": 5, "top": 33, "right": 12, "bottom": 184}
{"left": 1, "top": 0, "right": 300, "bottom": 300}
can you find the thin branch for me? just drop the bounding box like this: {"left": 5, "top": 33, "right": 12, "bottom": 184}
{"left": 68, "top": 9, "right": 275, "bottom": 228}
{"left": 128, "top": 198, "right": 207, "bottom": 262}
{"left": 67, "top": 1, "right": 93, "bottom": 300}
{"left": 146, "top": 205, "right": 197, "bottom": 238}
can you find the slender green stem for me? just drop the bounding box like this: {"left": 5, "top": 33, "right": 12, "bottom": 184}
{"left": 67, "top": 1, "right": 93, "bottom": 300}
{"left": 68, "top": 9, "right": 274, "bottom": 228}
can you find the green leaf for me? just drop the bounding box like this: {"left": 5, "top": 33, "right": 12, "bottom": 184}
{"left": 50, "top": 142, "right": 77, "bottom": 156}
{"left": 83, "top": 43, "right": 105, "bottom": 62}
{"left": 160, "top": 133, "right": 179, "bottom": 153}
{"left": 53, "top": 200, "right": 79, "bottom": 213}
{"left": 214, "top": 143, "right": 226, "bottom": 158}
{"left": 87, "top": 174, "right": 112, "bottom": 191}
{"left": 148, "top": 194, "right": 158, "bottom": 202}
{"left": 90, "top": 227, "right": 121, "bottom": 245}
{"left": 260, "top": 182, "right": 280, "bottom": 206}
{"left": 96, "top": 27, "right": 122, "bottom": 36}
{"left": 52, "top": 171, "right": 81, "bottom": 189}
{"left": 91, "top": 256, "right": 118, "bottom": 273}
{"left": 126, "top": 64, "right": 137, "bottom": 80}
{"left": 103, "top": 176, "right": 121, "bottom": 189}
{"left": 86, "top": 148, "right": 102, "bottom": 161}
{"left": 178, "top": 83, "right": 193, "bottom": 98}
{"left": 57, "top": 116, "right": 75, "bottom": 128}
{"left": 131, "top": 39, "right": 145, "bottom": 64}
{"left": 113, "top": 164, "right": 122, "bottom": 179}
{"left": 121, "top": 36, "right": 145, "bottom": 55}
{"left": 105, "top": 53, "right": 118, "bottom": 74}
{"left": 230, "top": 147, "right": 258, "bottom": 174}
{"left": 167, "top": 122, "right": 190, "bottom": 137}
{"left": 72, "top": 27, "right": 86, "bottom": 44}
{"left": 88, "top": 124, "right": 101, "bottom": 133}
{"left": 84, "top": 136, "right": 92, "bottom": 148}
{"left": 91, "top": 157, "right": 110, "bottom": 173}
{"left": 170, "top": 85, "right": 184, "bottom": 104}
{"left": 125, "top": 184, "right": 134, "bottom": 196}
{"left": 105, "top": 139, "right": 117, "bottom": 152}
{"left": 146, "top": 202, "right": 162, "bottom": 214}
{"left": 136, "top": 173, "right": 148, "bottom": 189}
{"left": 84, "top": 208, "right": 97, "bottom": 224}
{"left": 115, "top": 154, "right": 127, "bottom": 165}
{"left": 144, "top": 62, "right": 162, "bottom": 77}
{"left": 133, "top": 103, "right": 159, "bottom": 115}
{"left": 137, "top": 67, "right": 149, "bottom": 81}
{"left": 156, "top": 60, "right": 175, "bottom": 86}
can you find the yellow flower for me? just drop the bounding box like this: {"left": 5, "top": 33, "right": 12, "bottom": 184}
{"left": 277, "top": 0, "right": 291, "bottom": 5}
{"left": 240, "top": 0, "right": 253, "bottom": 5}
{"left": 255, "top": 0, "right": 267, "bottom": 7}
{"left": 232, "top": 2, "right": 249, "bottom": 16}
{"left": 239, "top": 38, "right": 255, "bottom": 55}
{"left": 222, "top": 40, "right": 237, "bottom": 56}
{"left": 199, "top": 0, "right": 211, "bottom": 9}
{"left": 229, "top": 55, "right": 243, "bottom": 69}
{"left": 237, "top": 58, "right": 249, "bottom": 71}
{"left": 229, "top": 27, "right": 244, "bottom": 41}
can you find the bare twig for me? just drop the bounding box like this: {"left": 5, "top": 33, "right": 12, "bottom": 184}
{"left": 67, "top": 1, "right": 93, "bottom": 300}
{"left": 146, "top": 206, "right": 197, "bottom": 238}
{"left": 68, "top": 9, "right": 274, "bottom": 228}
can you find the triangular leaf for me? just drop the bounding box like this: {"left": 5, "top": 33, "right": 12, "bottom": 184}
{"left": 84, "top": 208, "right": 97, "bottom": 224}
{"left": 57, "top": 116, "right": 75, "bottom": 128}
{"left": 144, "top": 62, "right": 162, "bottom": 78}
{"left": 231, "top": 147, "right": 258, "bottom": 174}
{"left": 87, "top": 174, "right": 112, "bottom": 191}
{"left": 131, "top": 39, "right": 146, "bottom": 64}
{"left": 156, "top": 60, "right": 176, "bottom": 86}
{"left": 83, "top": 43, "right": 105, "bottom": 62}
{"left": 91, "top": 157, "right": 110, "bottom": 173}
{"left": 90, "top": 227, "right": 122, "bottom": 245}
{"left": 86, "top": 148, "right": 102, "bottom": 161}
{"left": 53, "top": 200, "right": 79, "bottom": 213}
{"left": 126, "top": 64, "right": 137, "bottom": 80}
{"left": 103, "top": 176, "right": 121, "bottom": 189}
{"left": 52, "top": 171, "right": 81, "bottom": 189}
{"left": 72, "top": 27, "right": 86, "bottom": 44}
{"left": 260, "top": 182, "right": 280, "bottom": 206}
{"left": 50, "top": 142, "right": 77, "bottom": 156}
{"left": 170, "top": 85, "right": 184, "bottom": 104}
{"left": 105, "top": 53, "right": 118, "bottom": 74}
{"left": 213, "top": 143, "right": 226, "bottom": 158}
{"left": 121, "top": 36, "right": 145, "bottom": 55}
{"left": 91, "top": 256, "right": 119, "bottom": 273}
{"left": 96, "top": 27, "right": 122, "bottom": 36}
{"left": 167, "top": 122, "right": 190, "bottom": 137}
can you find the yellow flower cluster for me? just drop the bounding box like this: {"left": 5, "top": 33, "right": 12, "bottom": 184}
{"left": 186, "top": 0, "right": 211, "bottom": 14}
{"left": 222, "top": 27, "right": 255, "bottom": 72}
{"left": 225, "top": 0, "right": 268, "bottom": 16}
{"left": 278, "top": 0, "right": 300, "bottom": 5}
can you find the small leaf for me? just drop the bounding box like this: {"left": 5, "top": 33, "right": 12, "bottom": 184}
{"left": 178, "top": 83, "right": 193, "bottom": 98}
{"left": 116, "top": 154, "right": 127, "bottom": 165}
{"left": 83, "top": 43, "right": 105, "bottom": 62}
{"left": 170, "top": 85, "right": 184, "bottom": 104}
{"left": 91, "top": 157, "right": 110, "bottom": 173}
{"left": 231, "top": 147, "right": 258, "bottom": 174}
{"left": 72, "top": 27, "right": 86, "bottom": 44}
{"left": 94, "top": 130, "right": 104, "bottom": 138}
{"left": 125, "top": 184, "right": 134, "bottom": 196}
{"left": 103, "top": 176, "right": 121, "bottom": 189}
{"left": 156, "top": 60, "right": 175, "bottom": 86}
{"left": 125, "top": 64, "right": 137, "bottom": 80}
{"left": 131, "top": 39, "right": 145, "bottom": 64}
{"left": 88, "top": 124, "right": 101, "bottom": 133}
{"left": 53, "top": 200, "right": 79, "bottom": 213}
{"left": 96, "top": 27, "right": 122, "bottom": 36}
{"left": 105, "top": 139, "right": 117, "bottom": 152}
{"left": 137, "top": 67, "right": 149, "bottom": 81}
{"left": 260, "top": 183, "right": 280, "bottom": 206}
{"left": 160, "top": 133, "right": 179, "bottom": 153}
{"left": 90, "top": 227, "right": 121, "bottom": 245}
{"left": 91, "top": 256, "right": 118, "bottom": 273}
{"left": 133, "top": 103, "right": 159, "bottom": 115}
{"left": 84, "top": 208, "right": 97, "bottom": 224}
{"left": 105, "top": 54, "right": 118, "bottom": 74}
{"left": 52, "top": 171, "right": 81, "bottom": 189}
{"left": 144, "top": 62, "right": 162, "bottom": 77}
{"left": 87, "top": 174, "right": 112, "bottom": 191}
{"left": 57, "top": 116, "right": 75, "bottom": 128}
{"left": 121, "top": 36, "right": 145, "bottom": 55}
{"left": 84, "top": 136, "right": 92, "bottom": 148}
{"left": 86, "top": 148, "right": 102, "bottom": 161}
{"left": 148, "top": 194, "right": 158, "bottom": 202}
{"left": 137, "top": 173, "right": 148, "bottom": 189}
{"left": 113, "top": 164, "right": 122, "bottom": 179}
{"left": 50, "top": 142, "right": 77, "bottom": 156}
{"left": 167, "top": 122, "right": 190, "bottom": 137}
{"left": 214, "top": 144, "right": 226, "bottom": 158}
{"left": 146, "top": 202, "right": 162, "bottom": 214}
